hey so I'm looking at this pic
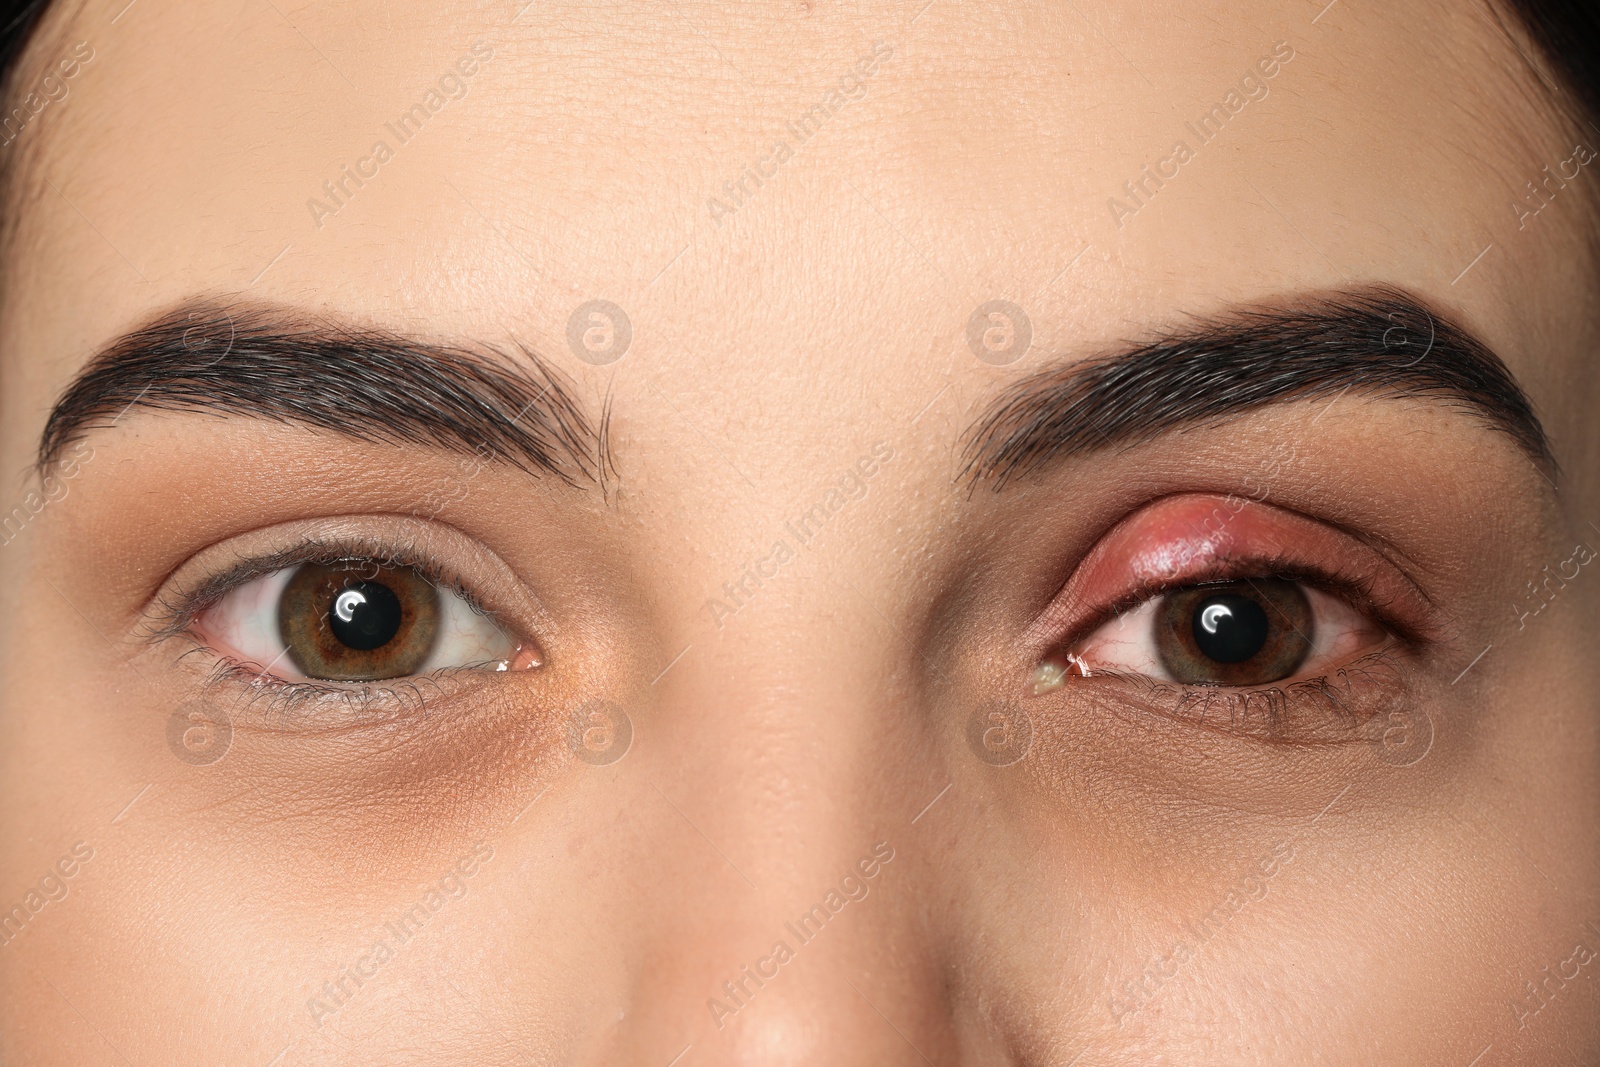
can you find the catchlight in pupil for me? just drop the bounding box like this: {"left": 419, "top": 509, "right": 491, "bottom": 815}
{"left": 1155, "top": 578, "right": 1313, "bottom": 686}
{"left": 1193, "top": 594, "right": 1269, "bottom": 663}
{"left": 278, "top": 561, "right": 442, "bottom": 680}
{"left": 329, "top": 582, "right": 403, "bottom": 650}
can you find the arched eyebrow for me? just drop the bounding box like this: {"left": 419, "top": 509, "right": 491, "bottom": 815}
{"left": 35, "top": 300, "right": 614, "bottom": 490}
{"left": 960, "top": 285, "right": 1553, "bottom": 488}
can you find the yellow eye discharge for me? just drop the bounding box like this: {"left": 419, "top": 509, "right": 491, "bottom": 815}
{"left": 196, "top": 559, "right": 522, "bottom": 683}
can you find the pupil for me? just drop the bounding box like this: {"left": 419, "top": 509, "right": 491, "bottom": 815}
{"left": 326, "top": 581, "right": 403, "bottom": 650}
{"left": 1190, "top": 592, "right": 1270, "bottom": 664}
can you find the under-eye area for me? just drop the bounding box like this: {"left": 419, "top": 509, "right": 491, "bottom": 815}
{"left": 1037, "top": 649, "right": 1414, "bottom": 746}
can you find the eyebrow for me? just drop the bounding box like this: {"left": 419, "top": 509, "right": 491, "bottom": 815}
{"left": 37, "top": 300, "right": 614, "bottom": 489}
{"left": 961, "top": 285, "right": 1553, "bottom": 487}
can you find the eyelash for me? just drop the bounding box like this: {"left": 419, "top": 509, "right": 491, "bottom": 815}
{"left": 1063, "top": 553, "right": 1409, "bottom": 645}
{"left": 147, "top": 535, "right": 512, "bottom": 728}
{"left": 1079, "top": 651, "right": 1409, "bottom": 744}
{"left": 1038, "top": 555, "right": 1422, "bottom": 744}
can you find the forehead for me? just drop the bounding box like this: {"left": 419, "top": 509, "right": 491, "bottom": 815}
{"left": 0, "top": 0, "right": 1583, "bottom": 466}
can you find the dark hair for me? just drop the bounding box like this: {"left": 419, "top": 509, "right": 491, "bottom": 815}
{"left": 1503, "top": 0, "right": 1600, "bottom": 127}
{"left": 0, "top": 2, "right": 48, "bottom": 90}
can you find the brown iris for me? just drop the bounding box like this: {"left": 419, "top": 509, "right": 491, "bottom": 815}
{"left": 1154, "top": 578, "right": 1312, "bottom": 685}
{"left": 278, "top": 562, "right": 441, "bottom": 681}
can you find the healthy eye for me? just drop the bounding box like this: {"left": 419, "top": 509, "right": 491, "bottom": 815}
{"left": 1062, "top": 577, "right": 1385, "bottom": 687}
{"left": 195, "top": 559, "right": 522, "bottom": 682}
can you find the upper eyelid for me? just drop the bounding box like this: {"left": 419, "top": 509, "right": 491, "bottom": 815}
{"left": 137, "top": 514, "right": 555, "bottom": 648}
{"left": 1021, "top": 494, "right": 1443, "bottom": 660}
{"left": 150, "top": 537, "right": 488, "bottom": 638}
{"left": 1041, "top": 560, "right": 1400, "bottom": 662}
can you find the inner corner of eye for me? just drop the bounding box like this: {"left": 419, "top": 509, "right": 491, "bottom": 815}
{"left": 196, "top": 558, "right": 530, "bottom": 684}
{"left": 1030, "top": 651, "right": 1096, "bottom": 695}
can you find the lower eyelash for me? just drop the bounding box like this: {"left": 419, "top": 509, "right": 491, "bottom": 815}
{"left": 1069, "top": 650, "right": 1408, "bottom": 745}
{"left": 189, "top": 652, "right": 489, "bottom": 734}
{"left": 143, "top": 530, "right": 526, "bottom": 732}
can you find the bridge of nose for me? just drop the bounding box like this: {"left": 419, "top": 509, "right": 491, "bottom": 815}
{"left": 555, "top": 580, "right": 984, "bottom": 1065}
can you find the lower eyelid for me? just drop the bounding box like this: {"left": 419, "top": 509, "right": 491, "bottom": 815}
{"left": 1057, "top": 649, "right": 1412, "bottom": 745}
{"left": 196, "top": 657, "right": 496, "bottom": 733}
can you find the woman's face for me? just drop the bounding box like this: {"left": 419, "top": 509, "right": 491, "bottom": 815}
{"left": 1, "top": 0, "right": 1597, "bottom": 1063}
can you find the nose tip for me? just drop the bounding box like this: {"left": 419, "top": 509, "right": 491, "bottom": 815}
{"left": 703, "top": 980, "right": 943, "bottom": 1067}
{"left": 595, "top": 828, "right": 949, "bottom": 1064}
{"left": 590, "top": 736, "right": 959, "bottom": 1064}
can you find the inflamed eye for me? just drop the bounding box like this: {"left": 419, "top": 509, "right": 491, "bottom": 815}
{"left": 196, "top": 558, "right": 523, "bottom": 683}
{"left": 1035, "top": 576, "right": 1381, "bottom": 693}
{"left": 1027, "top": 494, "right": 1417, "bottom": 700}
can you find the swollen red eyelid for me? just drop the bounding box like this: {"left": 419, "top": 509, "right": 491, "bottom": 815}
{"left": 1030, "top": 493, "right": 1424, "bottom": 645}
{"left": 1104, "top": 495, "right": 1306, "bottom": 587}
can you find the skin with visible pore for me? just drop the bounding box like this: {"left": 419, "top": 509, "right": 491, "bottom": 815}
{"left": 1, "top": 0, "right": 1598, "bottom": 1064}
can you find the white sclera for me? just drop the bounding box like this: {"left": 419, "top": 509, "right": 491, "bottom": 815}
{"left": 1072, "top": 584, "right": 1380, "bottom": 684}
{"left": 195, "top": 565, "right": 518, "bottom": 681}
